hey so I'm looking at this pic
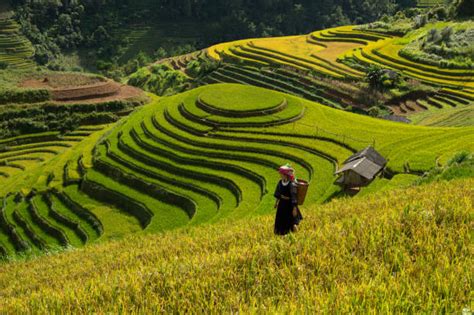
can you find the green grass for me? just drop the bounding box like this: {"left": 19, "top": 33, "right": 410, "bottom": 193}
{"left": 204, "top": 65, "right": 344, "bottom": 108}
{"left": 31, "top": 195, "right": 83, "bottom": 247}
{"left": 0, "top": 129, "right": 108, "bottom": 196}
{"left": 0, "top": 178, "right": 471, "bottom": 313}
{"left": 182, "top": 87, "right": 304, "bottom": 127}
{"left": 82, "top": 83, "right": 473, "bottom": 232}
{"left": 410, "top": 106, "right": 474, "bottom": 127}
{"left": 15, "top": 199, "right": 60, "bottom": 250}
{"left": 1, "top": 195, "right": 35, "bottom": 253}
{"left": 199, "top": 84, "right": 285, "bottom": 113}
{"left": 0, "top": 125, "right": 140, "bottom": 252}
{"left": 355, "top": 174, "right": 419, "bottom": 198}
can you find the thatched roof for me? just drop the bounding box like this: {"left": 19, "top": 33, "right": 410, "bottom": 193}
{"left": 336, "top": 157, "right": 382, "bottom": 180}
{"left": 336, "top": 146, "right": 387, "bottom": 180}
{"left": 344, "top": 146, "right": 387, "bottom": 167}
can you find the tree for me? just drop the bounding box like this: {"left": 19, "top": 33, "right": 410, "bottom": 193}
{"left": 91, "top": 26, "right": 110, "bottom": 46}
{"left": 455, "top": 0, "right": 474, "bottom": 17}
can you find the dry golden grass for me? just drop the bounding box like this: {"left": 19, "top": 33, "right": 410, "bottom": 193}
{"left": 313, "top": 41, "right": 363, "bottom": 63}
{"left": 254, "top": 35, "right": 324, "bottom": 57}
{"left": 0, "top": 178, "right": 472, "bottom": 313}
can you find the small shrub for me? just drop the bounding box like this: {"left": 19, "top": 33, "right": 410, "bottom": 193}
{"left": 447, "top": 151, "right": 471, "bottom": 166}
{"left": 426, "top": 29, "right": 441, "bottom": 43}
{"left": 413, "top": 14, "right": 428, "bottom": 28}
{"left": 367, "top": 106, "right": 380, "bottom": 117}
{"left": 416, "top": 151, "right": 474, "bottom": 185}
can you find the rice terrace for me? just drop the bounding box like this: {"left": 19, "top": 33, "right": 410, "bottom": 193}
{"left": 0, "top": 0, "right": 473, "bottom": 313}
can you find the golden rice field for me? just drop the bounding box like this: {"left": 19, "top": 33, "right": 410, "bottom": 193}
{"left": 0, "top": 178, "right": 472, "bottom": 313}
{"left": 203, "top": 23, "right": 473, "bottom": 122}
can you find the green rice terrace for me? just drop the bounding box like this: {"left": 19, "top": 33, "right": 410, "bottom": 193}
{"left": 0, "top": 17, "right": 34, "bottom": 70}
{"left": 0, "top": 83, "right": 472, "bottom": 257}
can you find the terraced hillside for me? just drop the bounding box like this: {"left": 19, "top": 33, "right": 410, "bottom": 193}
{"left": 18, "top": 72, "right": 144, "bottom": 104}
{"left": 0, "top": 71, "right": 149, "bottom": 140}
{"left": 0, "top": 126, "right": 114, "bottom": 255}
{"left": 0, "top": 17, "right": 34, "bottom": 69}
{"left": 150, "top": 23, "right": 473, "bottom": 125}
{"left": 201, "top": 26, "right": 370, "bottom": 109}
{"left": 1, "top": 83, "right": 473, "bottom": 257}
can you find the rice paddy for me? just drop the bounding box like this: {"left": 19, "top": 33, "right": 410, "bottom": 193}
{"left": 0, "top": 83, "right": 472, "bottom": 257}
{"left": 0, "top": 17, "right": 34, "bottom": 69}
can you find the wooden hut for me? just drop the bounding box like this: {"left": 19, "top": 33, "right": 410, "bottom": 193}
{"left": 335, "top": 146, "right": 387, "bottom": 188}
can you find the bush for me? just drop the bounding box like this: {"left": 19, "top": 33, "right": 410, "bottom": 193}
{"left": 455, "top": 0, "right": 474, "bottom": 17}
{"left": 0, "top": 89, "right": 50, "bottom": 105}
{"left": 426, "top": 29, "right": 441, "bottom": 43}
{"left": 367, "top": 66, "right": 401, "bottom": 91}
{"left": 0, "top": 97, "right": 145, "bottom": 138}
{"left": 128, "top": 64, "right": 189, "bottom": 96}
{"left": 440, "top": 26, "right": 453, "bottom": 43}
{"left": 0, "top": 62, "right": 8, "bottom": 70}
{"left": 186, "top": 58, "right": 220, "bottom": 78}
{"left": 432, "top": 6, "right": 448, "bottom": 20}
{"left": 367, "top": 106, "right": 380, "bottom": 117}
{"left": 96, "top": 60, "right": 114, "bottom": 71}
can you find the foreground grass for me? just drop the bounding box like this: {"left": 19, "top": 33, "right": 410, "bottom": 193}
{"left": 0, "top": 178, "right": 472, "bottom": 313}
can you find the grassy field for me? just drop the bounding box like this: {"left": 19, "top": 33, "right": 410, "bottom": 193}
{"left": 0, "top": 178, "right": 471, "bottom": 313}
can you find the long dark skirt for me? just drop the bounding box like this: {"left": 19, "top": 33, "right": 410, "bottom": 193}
{"left": 274, "top": 199, "right": 299, "bottom": 235}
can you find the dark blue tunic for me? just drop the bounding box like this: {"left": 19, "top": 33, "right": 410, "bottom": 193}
{"left": 273, "top": 180, "right": 302, "bottom": 235}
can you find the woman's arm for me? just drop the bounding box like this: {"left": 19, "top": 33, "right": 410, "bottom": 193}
{"left": 290, "top": 183, "right": 298, "bottom": 216}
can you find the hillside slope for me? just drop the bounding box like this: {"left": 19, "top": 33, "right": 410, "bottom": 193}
{"left": 1, "top": 83, "right": 473, "bottom": 256}
{"left": 143, "top": 21, "right": 473, "bottom": 126}
{"left": 0, "top": 178, "right": 472, "bottom": 313}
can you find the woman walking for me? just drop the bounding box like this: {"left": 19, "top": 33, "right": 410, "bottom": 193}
{"left": 273, "top": 164, "right": 303, "bottom": 235}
